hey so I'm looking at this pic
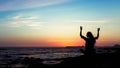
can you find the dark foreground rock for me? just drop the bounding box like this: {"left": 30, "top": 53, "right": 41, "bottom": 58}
{"left": 23, "top": 53, "right": 120, "bottom": 68}
{"left": 1, "top": 53, "right": 120, "bottom": 68}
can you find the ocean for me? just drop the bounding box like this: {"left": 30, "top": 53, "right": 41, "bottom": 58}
{"left": 0, "top": 47, "right": 82, "bottom": 67}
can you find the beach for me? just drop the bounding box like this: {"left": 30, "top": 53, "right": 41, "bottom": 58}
{"left": 0, "top": 45, "right": 120, "bottom": 68}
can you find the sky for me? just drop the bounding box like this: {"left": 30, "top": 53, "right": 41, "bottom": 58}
{"left": 0, "top": 0, "right": 120, "bottom": 47}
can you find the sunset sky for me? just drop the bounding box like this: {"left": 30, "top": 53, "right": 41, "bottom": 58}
{"left": 0, "top": 0, "right": 120, "bottom": 47}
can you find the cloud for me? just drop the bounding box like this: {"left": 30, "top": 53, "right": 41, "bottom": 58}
{"left": 5, "top": 14, "right": 43, "bottom": 29}
{"left": 12, "top": 15, "right": 21, "bottom": 20}
{"left": 0, "top": 0, "right": 69, "bottom": 11}
{"left": 11, "top": 15, "right": 39, "bottom": 20}
{"left": 73, "top": 20, "right": 109, "bottom": 23}
{"left": 48, "top": 18, "right": 110, "bottom": 25}
{"left": 9, "top": 20, "right": 42, "bottom": 29}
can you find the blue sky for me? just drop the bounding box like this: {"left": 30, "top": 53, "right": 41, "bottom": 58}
{"left": 0, "top": 0, "right": 120, "bottom": 47}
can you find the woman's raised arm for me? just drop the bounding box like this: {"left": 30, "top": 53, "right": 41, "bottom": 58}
{"left": 95, "top": 28, "right": 100, "bottom": 39}
{"left": 80, "top": 26, "right": 86, "bottom": 40}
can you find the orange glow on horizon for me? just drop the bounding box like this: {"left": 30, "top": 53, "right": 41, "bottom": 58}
{"left": 0, "top": 34, "right": 119, "bottom": 47}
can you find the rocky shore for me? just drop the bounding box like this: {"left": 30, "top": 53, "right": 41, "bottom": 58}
{"left": 0, "top": 46, "right": 120, "bottom": 68}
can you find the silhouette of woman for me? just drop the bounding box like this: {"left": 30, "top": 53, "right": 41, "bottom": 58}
{"left": 80, "top": 26, "right": 100, "bottom": 55}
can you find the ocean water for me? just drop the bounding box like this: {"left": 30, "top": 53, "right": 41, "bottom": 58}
{"left": 0, "top": 47, "right": 82, "bottom": 66}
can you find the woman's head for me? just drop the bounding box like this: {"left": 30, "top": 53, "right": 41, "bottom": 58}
{"left": 86, "top": 32, "right": 94, "bottom": 38}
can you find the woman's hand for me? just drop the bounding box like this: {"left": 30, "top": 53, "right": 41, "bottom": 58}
{"left": 97, "top": 28, "right": 100, "bottom": 32}
{"left": 80, "top": 26, "right": 83, "bottom": 30}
